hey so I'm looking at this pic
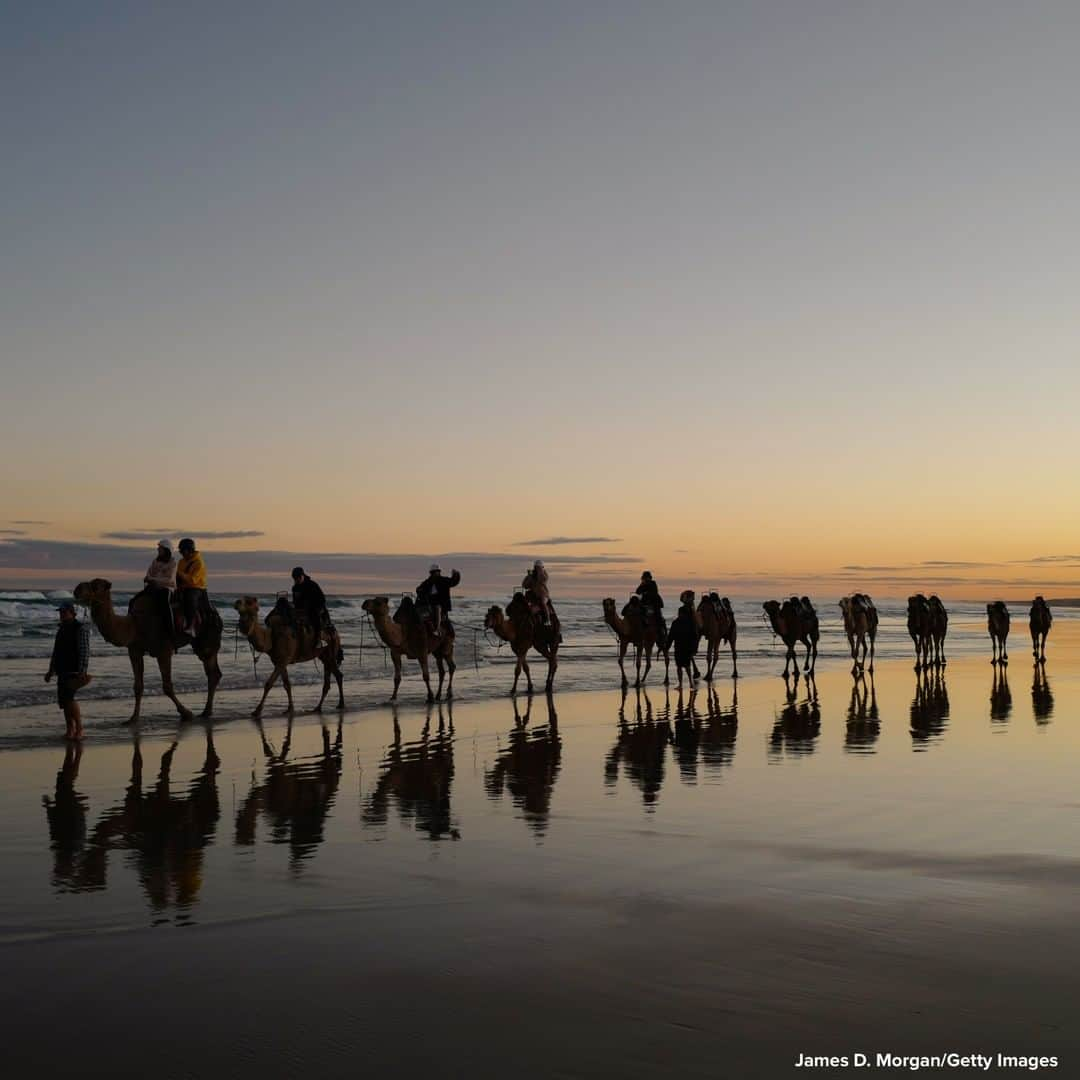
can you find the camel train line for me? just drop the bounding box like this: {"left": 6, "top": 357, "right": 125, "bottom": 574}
{"left": 70, "top": 575, "right": 1056, "bottom": 715}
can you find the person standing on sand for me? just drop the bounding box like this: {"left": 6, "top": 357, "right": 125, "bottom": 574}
{"left": 176, "top": 538, "right": 207, "bottom": 634}
{"left": 45, "top": 601, "right": 92, "bottom": 740}
{"left": 667, "top": 590, "right": 701, "bottom": 690}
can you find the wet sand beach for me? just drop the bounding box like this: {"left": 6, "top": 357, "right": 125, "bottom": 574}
{"left": 3, "top": 636, "right": 1080, "bottom": 1076}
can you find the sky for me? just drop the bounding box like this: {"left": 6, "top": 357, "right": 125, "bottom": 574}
{"left": 3, "top": 2, "right": 1080, "bottom": 598}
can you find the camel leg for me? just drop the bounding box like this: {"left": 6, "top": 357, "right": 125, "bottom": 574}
{"left": 445, "top": 648, "right": 456, "bottom": 699}
{"left": 200, "top": 654, "right": 222, "bottom": 718}
{"left": 662, "top": 647, "right": 670, "bottom": 686}
{"left": 157, "top": 652, "right": 194, "bottom": 722}
{"left": 434, "top": 655, "right": 446, "bottom": 701}
{"left": 868, "top": 633, "right": 875, "bottom": 675}
{"left": 618, "top": 641, "right": 630, "bottom": 688}
{"left": 419, "top": 655, "right": 435, "bottom": 703}
{"left": 128, "top": 650, "right": 145, "bottom": 725}
{"left": 730, "top": 635, "right": 738, "bottom": 679}
{"left": 253, "top": 666, "right": 282, "bottom": 717}
{"left": 315, "top": 661, "right": 332, "bottom": 711}
{"left": 334, "top": 661, "right": 345, "bottom": 708}
{"left": 546, "top": 648, "right": 557, "bottom": 692}
{"left": 512, "top": 655, "right": 523, "bottom": 694}
{"left": 280, "top": 667, "right": 295, "bottom": 712}
{"left": 390, "top": 653, "right": 403, "bottom": 700}
{"left": 640, "top": 646, "right": 652, "bottom": 686}
{"left": 522, "top": 657, "right": 533, "bottom": 694}
{"left": 1032, "top": 631, "right": 1039, "bottom": 661}
{"left": 633, "top": 644, "right": 643, "bottom": 688}
{"left": 1001, "top": 634, "right": 1008, "bottom": 665}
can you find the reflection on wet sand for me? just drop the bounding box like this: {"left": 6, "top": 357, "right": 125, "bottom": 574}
{"left": 670, "top": 686, "right": 738, "bottom": 784}
{"left": 606, "top": 687, "right": 672, "bottom": 808}
{"left": 365, "top": 704, "right": 459, "bottom": 840}
{"left": 910, "top": 669, "right": 950, "bottom": 749}
{"left": 62, "top": 727, "right": 221, "bottom": 922}
{"left": 42, "top": 742, "right": 88, "bottom": 891}
{"left": 844, "top": 672, "right": 880, "bottom": 754}
{"left": 485, "top": 694, "right": 561, "bottom": 836}
{"left": 990, "top": 665, "right": 1012, "bottom": 727}
{"left": 236, "top": 717, "right": 344, "bottom": 872}
{"left": 1032, "top": 664, "right": 1054, "bottom": 725}
{"left": 768, "top": 674, "right": 820, "bottom": 761}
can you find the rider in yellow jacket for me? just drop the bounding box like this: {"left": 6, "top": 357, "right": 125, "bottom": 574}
{"left": 176, "top": 538, "right": 208, "bottom": 633}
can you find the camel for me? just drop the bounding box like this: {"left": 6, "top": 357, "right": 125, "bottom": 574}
{"left": 927, "top": 594, "right": 948, "bottom": 666}
{"left": 906, "top": 594, "right": 932, "bottom": 670}
{"left": 839, "top": 593, "right": 878, "bottom": 674}
{"left": 73, "top": 578, "right": 222, "bottom": 723}
{"left": 484, "top": 592, "right": 559, "bottom": 694}
{"left": 233, "top": 596, "right": 344, "bottom": 717}
{"left": 361, "top": 595, "right": 455, "bottom": 703}
{"left": 602, "top": 596, "right": 670, "bottom": 687}
{"left": 696, "top": 593, "right": 738, "bottom": 680}
{"left": 986, "top": 600, "right": 1010, "bottom": 665}
{"left": 762, "top": 596, "right": 818, "bottom": 677}
{"left": 1029, "top": 596, "right": 1052, "bottom": 662}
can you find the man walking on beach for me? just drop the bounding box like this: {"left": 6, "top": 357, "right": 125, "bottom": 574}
{"left": 45, "top": 601, "right": 92, "bottom": 740}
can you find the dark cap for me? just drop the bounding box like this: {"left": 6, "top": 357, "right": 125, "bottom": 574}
{"left": 58, "top": 600, "right": 76, "bottom": 614}
{"left": 179, "top": 537, "right": 195, "bottom": 552}
{"left": 291, "top": 566, "right": 305, "bottom": 579}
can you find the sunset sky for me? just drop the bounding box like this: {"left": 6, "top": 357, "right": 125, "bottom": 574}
{"left": 4, "top": 3, "right": 1080, "bottom": 597}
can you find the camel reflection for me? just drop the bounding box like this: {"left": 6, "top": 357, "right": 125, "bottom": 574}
{"left": 1032, "top": 665, "right": 1054, "bottom": 725}
{"left": 365, "top": 704, "right": 459, "bottom": 840}
{"left": 910, "top": 669, "right": 949, "bottom": 748}
{"left": 42, "top": 742, "right": 89, "bottom": 891}
{"left": 62, "top": 727, "right": 221, "bottom": 920}
{"left": 768, "top": 674, "right": 820, "bottom": 761}
{"left": 236, "top": 717, "right": 344, "bottom": 872}
{"left": 670, "top": 686, "right": 738, "bottom": 784}
{"left": 605, "top": 686, "right": 672, "bottom": 808}
{"left": 485, "top": 693, "right": 561, "bottom": 836}
{"left": 990, "top": 665, "right": 1012, "bottom": 726}
{"left": 844, "top": 672, "right": 879, "bottom": 753}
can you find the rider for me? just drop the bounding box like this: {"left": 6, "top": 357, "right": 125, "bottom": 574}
{"left": 415, "top": 563, "right": 461, "bottom": 636}
{"left": 635, "top": 570, "right": 666, "bottom": 644}
{"left": 175, "top": 538, "right": 207, "bottom": 635}
{"left": 522, "top": 560, "right": 554, "bottom": 626}
{"left": 291, "top": 567, "right": 329, "bottom": 639}
{"left": 133, "top": 539, "right": 177, "bottom": 641}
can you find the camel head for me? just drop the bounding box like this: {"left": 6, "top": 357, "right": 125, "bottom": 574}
{"left": 73, "top": 578, "right": 112, "bottom": 605}
{"left": 484, "top": 605, "right": 504, "bottom": 630}
{"left": 233, "top": 596, "right": 260, "bottom": 627}
{"left": 762, "top": 600, "right": 781, "bottom": 617}
{"left": 361, "top": 597, "right": 390, "bottom": 618}
{"left": 602, "top": 598, "right": 617, "bottom": 617}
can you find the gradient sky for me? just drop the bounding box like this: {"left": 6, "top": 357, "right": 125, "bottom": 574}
{"left": 4, "top": 2, "right": 1080, "bottom": 596}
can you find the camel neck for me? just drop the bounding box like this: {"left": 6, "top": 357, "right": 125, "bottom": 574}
{"left": 91, "top": 594, "right": 136, "bottom": 648}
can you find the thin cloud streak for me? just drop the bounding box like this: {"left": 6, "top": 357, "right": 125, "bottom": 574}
{"left": 513, "top": 536, "right": 622, "bottom": 546}
{"left": 102, "top": 529, "right": 266, "bottom": 541}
